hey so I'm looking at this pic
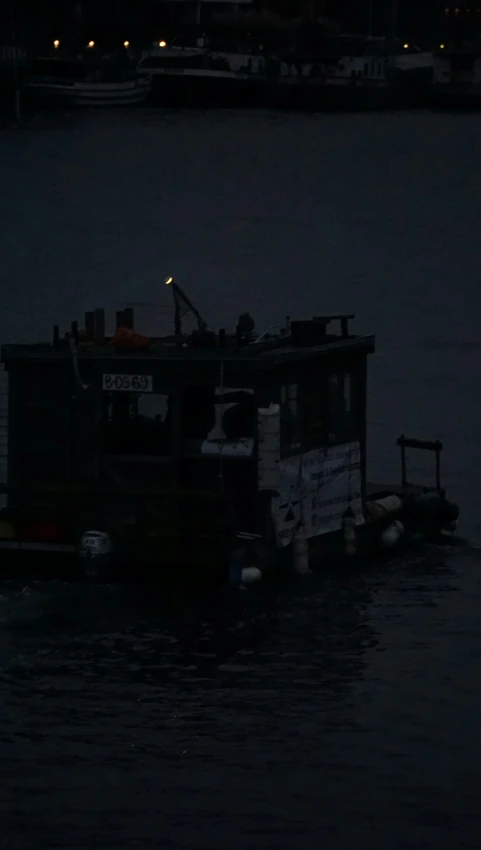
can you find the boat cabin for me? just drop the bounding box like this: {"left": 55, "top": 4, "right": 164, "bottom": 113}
{"left": 0, "top": 290, "right": 375, "bottom": 566}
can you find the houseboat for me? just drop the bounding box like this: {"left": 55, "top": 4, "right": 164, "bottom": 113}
{"left": 24, "top": 56, "right": 152, "bottom": 108}
{"left": 0, "top": 280, "right": 459, "bottom": 585}
{"left": 431, "top": 46, "right": 481, "bottom": 109}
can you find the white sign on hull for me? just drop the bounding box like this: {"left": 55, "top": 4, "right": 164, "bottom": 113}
{"left": 272, "top": 442, "right": 364, "bottom": 548}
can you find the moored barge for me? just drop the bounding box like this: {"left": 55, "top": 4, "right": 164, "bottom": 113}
{"left": 0, "top": 281, "right": 459, "bottom": 585}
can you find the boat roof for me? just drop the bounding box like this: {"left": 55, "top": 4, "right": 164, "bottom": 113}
{"left": 1, "top": 314, "right": 375, "bottom": 370}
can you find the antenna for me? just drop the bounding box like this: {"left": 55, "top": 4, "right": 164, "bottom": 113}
{"left": 164, "top": 276, "right": 207, "bottom": 337}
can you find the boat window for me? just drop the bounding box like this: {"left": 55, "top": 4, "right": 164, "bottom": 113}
{"left": 280, "top": 383, "right": 302, "bottom": 456}
{"left": 301, "top": 366, "right": 360, "bottom": 450}
{"left": 181, "top": 386, "right": 254, "bottom": 457}
{"left": 104, "top": 393, "right": 171, "bottom": 456}
{"left": 327, "top": 370, "right": 358, "bottom": 444}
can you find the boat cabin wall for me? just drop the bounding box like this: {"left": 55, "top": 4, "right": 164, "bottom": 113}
{"left": 5, "top": 362, "right": 74, "bottom": 500}
{"left": 99, "top": 363, "right": 263, "bottom": 533}
{"left": 4, "top": 356, "right": 265, "bottom": 534}
{"left": 3, "top": 352, "right": 369, "bottom": 542}
{"left": 276, "top": 353, "right": 368, "bottom": 495}
{"left": 255, "top": 353, "right": 369, "bottom": 546}
{"left": 277, "top": 354, "right": 365, "bottom": 440}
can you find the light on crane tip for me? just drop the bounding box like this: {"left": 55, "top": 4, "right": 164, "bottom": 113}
{"left": 124, "top": 40, "right": 130, "bottom": 48}
{"left": 165, "top": 276, "right": 173, "bottom": 286}
{"left": 87, "top": 40, "right": 95, "bottom": 48}
{"left": 403, "top": 43, "right": 409, "bottom": 49}
{"left": 53, "top": 40, "right": 60, "bottom": 48}
{"left": 159, "top": 40, "right": 167, "bottom": 48}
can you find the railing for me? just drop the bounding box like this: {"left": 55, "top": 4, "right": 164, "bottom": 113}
{"left": 396, "top": 435, "right": 443, "bottom": 492}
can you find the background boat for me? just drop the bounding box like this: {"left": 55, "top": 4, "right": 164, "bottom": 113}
{"left": 266, "top": 36, "right": 434, "bottom": 112}
{"left": 136, "top": 35, "right": 266, "bottom": 107}
{"left": 430, "top": 44, "right": 481, "bottom": 109}
{"left": 24, "top": 54, "right": 152, "bottom": 108}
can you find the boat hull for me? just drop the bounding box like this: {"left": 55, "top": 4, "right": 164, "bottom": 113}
{"left": 430, "top": 84, "right": 481, "bottom": 110}
{"left": 24, "top": 77, "right": 152, "bottom": 108}
{"left": 267, "top": 77, "right": 406, "bottom": 112}
{"left": 142, "top": 70, "right": 264, "bottom": 108}
{"left": 267, "top": 70, "right": 432, "bottom": 112}
{"left": 0, "top": 490, "right": 459, "bottom": 585}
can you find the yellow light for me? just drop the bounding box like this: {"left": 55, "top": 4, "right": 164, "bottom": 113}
{"left": 159, "top": 40, "right": 167, "bottom": 48}
{"left": 440, "top": 43, "right": 445, "bottom": 48}
{"left": 124, "top": 40, "right": 130, "bottom": 48}
{"left": 403, "top": 43, "right": 409, "bottom": 49}
{"left": 87, "top": 40, "right": 95, "bottom": 48}
{"left": 53, "top": 39, "right": 60, "bottom": 48}
{"left": 165, "top": 276, "right": 173, "bottom": 286}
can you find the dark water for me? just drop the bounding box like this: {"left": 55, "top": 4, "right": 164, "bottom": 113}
{"left": 1, "top": 108, "right": 481, "bottom": 848}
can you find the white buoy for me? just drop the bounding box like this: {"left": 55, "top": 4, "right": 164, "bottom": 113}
{"left": 241, "top": 566, "right": 262, "bottom": 586}
{"left": 380, "top": 520, "right": 404, "bottom": 549}
{"left": 366, "top": 494, "right": 402, "bottom": 523}
{"left": 79, "top": 530, "right": 113, "bottom": 578}
{"left": 293, "top": 527, "right": 310, "bottom": 574}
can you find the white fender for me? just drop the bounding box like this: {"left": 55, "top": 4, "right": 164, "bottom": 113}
{"left": 241, "top": 566, "right": 262, "bottom": 586}
{"left": 380, "top": 520, "right": 404, "bottom": 549}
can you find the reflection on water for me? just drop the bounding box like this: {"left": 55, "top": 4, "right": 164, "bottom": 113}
{"left": 2, "top": 547, "right": 481, "bottom": 849}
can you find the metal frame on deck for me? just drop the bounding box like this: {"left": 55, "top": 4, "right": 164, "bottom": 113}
{"left": 397, "top": 435, "right": 443, "bottom": 493}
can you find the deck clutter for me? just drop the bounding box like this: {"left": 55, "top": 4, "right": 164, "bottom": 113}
{"left": 0, "top": 279, "right": 459, "bottom": 584}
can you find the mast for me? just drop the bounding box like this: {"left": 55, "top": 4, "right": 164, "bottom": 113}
{"left": 367, "top": 0, "right": 374, "bottom": 38}
{"left": 388, "top": 0, "right": 399, "bottom": 45}
{"left": 11, "top": 0, "right": 20, "bottom": 122}
{"left": 165, "top": 276, "right": 207, "bottom": 338}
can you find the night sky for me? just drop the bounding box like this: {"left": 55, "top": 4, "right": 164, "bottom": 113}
{"left": 0, "top": 1, "right": 472, "bottom": 52}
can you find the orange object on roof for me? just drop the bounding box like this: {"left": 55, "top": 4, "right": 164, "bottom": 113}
{"left": 110, "top": 327, "right": 151, "bottom": 349}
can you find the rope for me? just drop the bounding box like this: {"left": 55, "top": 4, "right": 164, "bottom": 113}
{"left": 297, "top": 448, "right": 304, "bottom": 531}
{"left": 68, "top": 334, "right": 89, "bottom": 391}
{"left": 347, "top": 440, "right": 353, "bottom": 505}
{"left": 218, "top": 358, "right": 225, "bottom": 492}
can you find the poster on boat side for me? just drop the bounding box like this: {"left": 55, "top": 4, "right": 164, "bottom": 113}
{"left": 271, "top": 442, "right": 364, "bottom": 547}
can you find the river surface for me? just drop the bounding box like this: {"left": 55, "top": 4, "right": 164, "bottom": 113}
{"left": 1, "top": 107, "right": 481, "bottom": 848}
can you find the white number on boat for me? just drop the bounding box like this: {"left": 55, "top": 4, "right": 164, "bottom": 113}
{"left": 102, "top": 374, "right": 153, "bottom": 392}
